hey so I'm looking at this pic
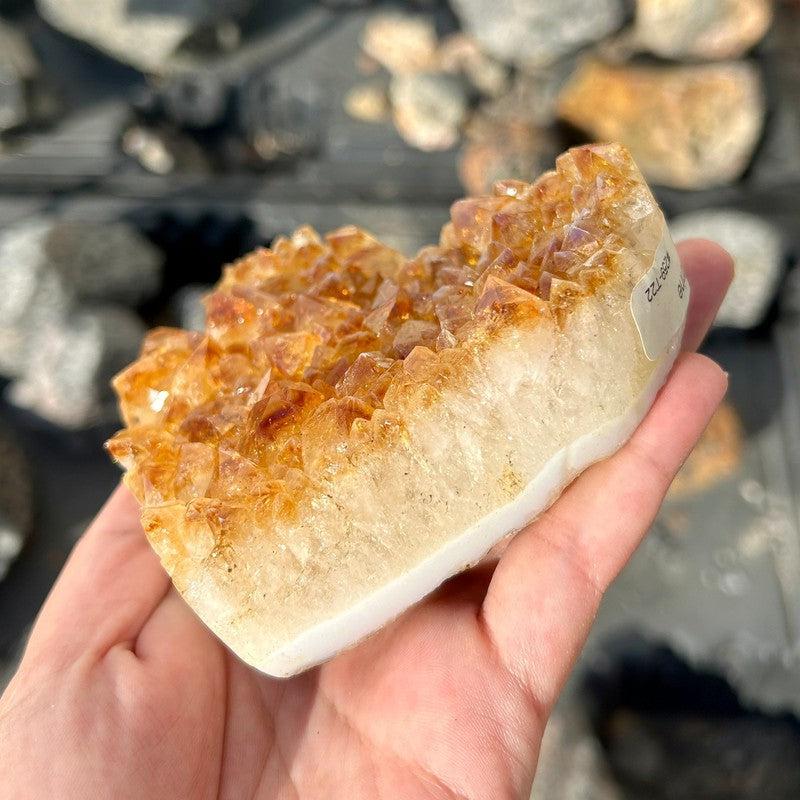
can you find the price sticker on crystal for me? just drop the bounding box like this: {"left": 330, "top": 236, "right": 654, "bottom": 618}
{"left": 630, "top": 233, "right": 690, "bottom": 360}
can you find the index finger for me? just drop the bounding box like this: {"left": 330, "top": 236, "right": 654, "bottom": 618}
{"left": 679, "top": 239, "right": 734, "bottom": 351}
{"left": 25, "top": 484, "right": 170, "bottom": 668}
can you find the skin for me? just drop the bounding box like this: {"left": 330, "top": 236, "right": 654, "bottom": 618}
{"left": 0, "top": 240, "right": 732, "bottom": 800}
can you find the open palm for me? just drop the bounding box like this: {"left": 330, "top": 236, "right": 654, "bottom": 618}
{"left": 0, "top": 241, "right": 731, "bottom": 800}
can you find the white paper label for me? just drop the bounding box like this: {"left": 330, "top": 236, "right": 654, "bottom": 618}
{"left": 630, "top": 233, "right": 689, "bottom": 360}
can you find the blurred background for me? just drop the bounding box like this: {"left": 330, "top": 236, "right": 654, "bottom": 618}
{"left": 0, "top": 0, "right": 799, "bottom": 796}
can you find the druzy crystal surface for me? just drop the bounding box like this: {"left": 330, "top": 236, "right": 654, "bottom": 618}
{"left": 108, "top": 144, "right": 638, "bottom": 548}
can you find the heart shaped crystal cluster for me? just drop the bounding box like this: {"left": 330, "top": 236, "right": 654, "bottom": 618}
{"left": 108, "top": 143, "right": 679, "bottom": 676}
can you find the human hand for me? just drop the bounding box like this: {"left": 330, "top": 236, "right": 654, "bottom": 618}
{"left": 0, "top": 241, "right": 732, "bottom": 800}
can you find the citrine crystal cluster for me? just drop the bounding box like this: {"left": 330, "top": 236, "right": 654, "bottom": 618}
{"left": 110, "top": 145, "right": 634, "bottom": 514}
{"left": 108, "top": 143, "right": 672, "bottom": 675}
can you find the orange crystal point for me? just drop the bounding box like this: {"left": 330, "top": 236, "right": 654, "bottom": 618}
{"left": 109, "top": 142, "right": 644, "bottom": 534}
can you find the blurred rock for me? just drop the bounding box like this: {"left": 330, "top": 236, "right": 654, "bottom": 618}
{"left": 669, "top": 402, "right": 744, "bottom": 499}
{"left": 121, "top": 125, "right": 175, "bottom": 174}
{"left": 360, "top": 13, "right": 438, "bottom": 75}
{"left": 41, "top": 222, "right": 163, "bottom": 306}
{"left": 7, "top": 306, "right": 145, "bottom": 429}
{"left": 0, "top": 426, "right": 32, "bottom": 583}
{"left": 478, "top": 65, "right": 575, "bottom": 130}
{"left": 583, "top": 643, "right": 800, "bottom": 800}
{"left": 172, "top": 284, "right": 210, "bottom": 332}
{"left": 437, "top": 33, "right": 509, "bottom": 98}
{"left": 631, "top": 0, "right": 772, "bottom": 60}
{"left": 460, "top": 77, "right": 563, "bottom": 196}
{"left": 0, "top": 20, "right": 38, "bottom": 133}
{"left": 344, "top": 82, "right": 390, "bottom": 123}
{"left": 237, "top": 74, "right": 322, "bottom": 163}
{"left": 0, "top": 221, "right": 72, "bottom": 377}
{"left": 0, "top": 218, "right": 162, "bottom": 310}
{"left": 670, "top": 210, "right": 784, "bottom": 328}
{"left": 459, "top": 123, "right": 556, "bottom": 195}
{"left": 390, "top": 72, "right": 468, "bottom": 152}
{"left": 36, "top": 0, "right": 254, "bottom": 73}
{"left": 0, "top": 218, "right": 161, "bottom": 379}
{"left": 558, "top": 60, "right": 765, "bottom": 190}
{"left": 0, "top": 23, "right": 37, "bottom": 79}
{"left": 0, "top": 68, "right": 24, "bottom": 137}
{"left": 450, "top": 0, "right": 626, "bottom": 68}
{"left": 157, "top": 69, "right": 230, "bottom": 129}
{"left": 608, "top": 712, "right": 800, "bottom": 798}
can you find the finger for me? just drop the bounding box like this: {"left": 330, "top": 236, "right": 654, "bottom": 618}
{"left": 132, "top": 587, "right": 222, "bottom": 676}
{"left": 103, "top": 588, "right": 227, "bottom": 794}
{"left": 25, "top": 485, "right": 170, "bottom": 667}
{"left": 677, "top": 239, "right": 734, "bottom": 352}
{"left": 480, "top": 352, "right": 727, "bottom": 713}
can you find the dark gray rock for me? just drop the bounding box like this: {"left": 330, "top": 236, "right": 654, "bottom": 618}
{"left": 7, "top": 305, "right": 145, "bottom": 429}
{"left": 158, "top": 69, "right": 230, "bottom": 129}
{"left": 449, "top": 0, "right": 626, "bottom": 68}
{"left": 479, "top": 64, "right": 575, "bottom": 129}
{"left": 41, "top": 221, "right": 164, "bottom": 306}
{"left": 237, "top": 74, "right": 323, "bottom": 162}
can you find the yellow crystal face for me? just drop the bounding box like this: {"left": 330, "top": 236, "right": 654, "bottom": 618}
{"left": 108, "top": 143, "right": 641, "bottom": 543}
